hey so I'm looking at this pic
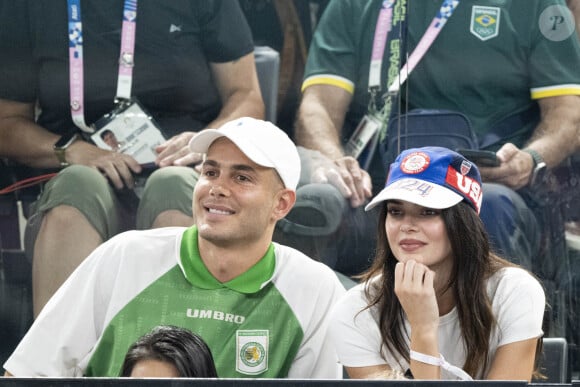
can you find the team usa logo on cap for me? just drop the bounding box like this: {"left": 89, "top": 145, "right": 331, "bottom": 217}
{"left": 400, "top": 151, "right": 431, "bottom": 174}
{"left": 445, "top": 161, "right": 482, "bottom": 213}
{"left": 365, "top": 146, "right": 484, "bottom": 214}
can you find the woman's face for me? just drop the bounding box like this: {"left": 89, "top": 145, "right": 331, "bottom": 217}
{"left": 385, "top": 200, "right": 453, "bottom": 268}
{"left": 129, "top": 359, "right": 180, "bottom": 378}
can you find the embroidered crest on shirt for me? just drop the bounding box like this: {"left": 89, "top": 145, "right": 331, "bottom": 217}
{"left": 470, "top": 6, "right": 500, "bottom": 41}
{"left": 236, "top": 330, "right": 269, "bottom": 375}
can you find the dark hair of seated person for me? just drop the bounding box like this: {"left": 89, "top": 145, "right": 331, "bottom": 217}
{"left": 120, "top": 325, "right": 218, "bottom": 378}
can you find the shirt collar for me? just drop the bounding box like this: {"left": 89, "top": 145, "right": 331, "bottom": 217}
{"left": 179, "top": 226, "right": 276, "bottom": 294}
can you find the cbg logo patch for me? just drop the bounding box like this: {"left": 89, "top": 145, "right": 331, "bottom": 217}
{"left": 236, "top": 330, "right": 269, "bottom": 375}
{"left": 470, "top": 6, "right": 500, "bottom": 41}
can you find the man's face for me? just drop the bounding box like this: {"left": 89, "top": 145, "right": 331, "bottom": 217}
{"left": 103, "top": 131, "right": 120, "bottom": 149}
{"left": 193, "top": 138, "right": 286, "bottom": 247}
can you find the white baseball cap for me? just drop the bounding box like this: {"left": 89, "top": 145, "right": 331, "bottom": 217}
{"left": 189, "top": 117, "right": 301, "bottom": 190}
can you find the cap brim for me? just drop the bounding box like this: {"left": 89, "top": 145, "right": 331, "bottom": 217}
{"left": 364, "top": 178, "right": 463, "bottom": 211}
{"left": 189, "top": 129, "right": 225, "bottom": 154}
{"left": 189, "top": 129, "right": 274, "bottom": 168}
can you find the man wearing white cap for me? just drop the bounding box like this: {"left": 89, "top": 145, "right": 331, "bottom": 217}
{"left": 4, "top": 117, "right": 345, "bottom": 379}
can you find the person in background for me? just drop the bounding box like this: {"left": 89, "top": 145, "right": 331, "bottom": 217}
{"left": 330, "top": 147, "right": 545, "bottom": 381}
{"left": 120, "top": 325, "right": 218, "bottom": 378}
{"left": 293, "top": 0, "right": 580, "bottom": 277}
{"left": 3, "top": 117, "right": 344, "bottom": 379}
{"left": 239, "top": 0, "right": 329, "bottom": 137}
{"left": 568, "top": 0, "right": 580, "bottom": 35}
{"left": 0, "top": 0, "right": 264, "bottom": 316}
{"left": 564, "top": 0, "right": 580, "bottom": 248}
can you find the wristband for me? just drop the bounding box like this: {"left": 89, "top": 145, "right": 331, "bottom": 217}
{"left": 410, "top": 350, "right": 473, "bottom": 380}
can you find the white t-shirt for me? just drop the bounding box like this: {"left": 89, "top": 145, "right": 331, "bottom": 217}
{"left": 329, "top": 267, "right": 545, "bottom": 379}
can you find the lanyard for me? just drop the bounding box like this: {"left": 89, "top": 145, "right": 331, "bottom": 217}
{"left": 371, "top": 0, "right": 459, "bottom": 142}
{"left": 388, "top": 0, "right": 459, "bottom": 93}
{"left": 67, "top": 0, "right": 138, "bottom": 133}
{"left": 368, "top": 0, "right": 400, "bottom": 113}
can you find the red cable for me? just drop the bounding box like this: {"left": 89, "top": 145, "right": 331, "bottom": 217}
{"left": 0, "top": 173, "right": 57, "bottom": 195}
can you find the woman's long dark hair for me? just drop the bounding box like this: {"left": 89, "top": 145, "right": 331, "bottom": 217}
{"left": 360, "top": 201, "right": 537, "bottom": 377}
{"left": 120, "top": 325, "right": 218, "bottom": 378}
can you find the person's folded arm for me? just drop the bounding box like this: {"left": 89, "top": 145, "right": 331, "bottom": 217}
{"left": 158, "top": 52, "right": 265, "bottom": 167}
{"left": 480, "top": 95, "right": 580, "bottom": 189}
{"left": 295, "top": 85, "right": 372, "bottom": 206}
{"left": 0, "top": 98, "right": 141, "bottom": 188}
{"left": 0, "top": 98, "right": 61, "bottom": 168}
{"left": 209, "top": 51, "right": 265, "bottom": 127}
{"left": 526, "top": 95, "right": 580, "bottom": 168}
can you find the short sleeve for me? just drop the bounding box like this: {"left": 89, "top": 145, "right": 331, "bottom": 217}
{"left": 329, "top": 283, "right": 388, "bottom": 368}
{"left": 0, "top": 1, "right": 37, "bottom": 102}
{"left": 528, "top": 0, "right": 580, "bottom": 98}
{"left": 490, "top": 268, "right": 546, "bottom": 346}
{"left": 196, "top": 0, "right": 254, "bottom": 63}
{"left": 302, "top": 0, "right": 362, "bottom": 93}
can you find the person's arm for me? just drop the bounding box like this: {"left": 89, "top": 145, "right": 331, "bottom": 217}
{"left": 480, "top": 95, "right": 580, "bottom": 189}
{"left": 346, "top": 364, "right": 400, "bottom": 379}
{"left": 485, "top": 338, "right": 539, "bottom": 381}
{"left": 0, "top": 99, "right": 60, "bottom": 168}
{"left": 295, "top": 84, "right": 372, "bottom": 207}
{"left": 394, "top": 260, "right": 441, "bottom": 380}
{"left": 207, "top": 52, "right": 264, "bottom": 128}
{"left": 484, "top": 267, "right": 545, "bottom": 381}
{"left": 526, "top": 95, "right": 580, "bottom": 168}
{"left": 295, "top": 84, "right": 351, "bottom": 160}
{"left": 155, "top": 52, "right": 264, "bottom": 167}
{"left": 0, "top": 98, "right": 141, "bottom": 189}
{"left": 567, "top": 0, "right": 580, "bottom": 38}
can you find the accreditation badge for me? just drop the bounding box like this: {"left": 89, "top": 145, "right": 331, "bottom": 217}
{"left": 236, "top": 330, "right": 269, "bottom": 375}
{"left": 90, "top": 99, "right": 166, "bottom": 165}
{"left": 345, "top": 113, "right": 384, "bottom": 169}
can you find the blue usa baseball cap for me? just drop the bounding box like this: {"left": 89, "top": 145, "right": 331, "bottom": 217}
{"left": 365, "top": 147, "right": 483, "bottom": 214}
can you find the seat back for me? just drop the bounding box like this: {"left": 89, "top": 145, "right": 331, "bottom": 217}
{"left": 0, "top": 159, "right": 21, "bottom": 250}
{"left": 534, "top": 337, "right": 569, "bottom": 383}
{"left": 380, "top": 109, "right": 478, "bottom": 167}
{"left": 254, "top": 46, "right": 280, "bottom": 124}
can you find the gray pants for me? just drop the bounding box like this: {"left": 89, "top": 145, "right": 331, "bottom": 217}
{"left": 24, "top": 165, "right": 198, "bottom": 260}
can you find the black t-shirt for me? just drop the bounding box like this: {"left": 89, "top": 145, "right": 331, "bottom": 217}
{"left": 0, "top": 0, "right": 254, "bottom": 138}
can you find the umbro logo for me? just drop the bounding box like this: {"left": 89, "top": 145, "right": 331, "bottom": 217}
{"left": 169, "top": 24, "right": 182, "bottom": 33}
{"left": 186, "top": 308, "right": 245, "bottom": 324}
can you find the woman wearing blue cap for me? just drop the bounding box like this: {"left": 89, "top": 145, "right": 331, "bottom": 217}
{"left": 329, "top": 147, "right": 545, "bottom": 380}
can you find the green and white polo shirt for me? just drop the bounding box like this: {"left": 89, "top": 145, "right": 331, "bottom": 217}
{"left": 4, "top": 226, "right": 345, "bottom": 378}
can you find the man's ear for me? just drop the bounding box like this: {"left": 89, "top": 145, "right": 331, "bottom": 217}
{"left": 272, "top": 189, "right": 296, "bottom": 221}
